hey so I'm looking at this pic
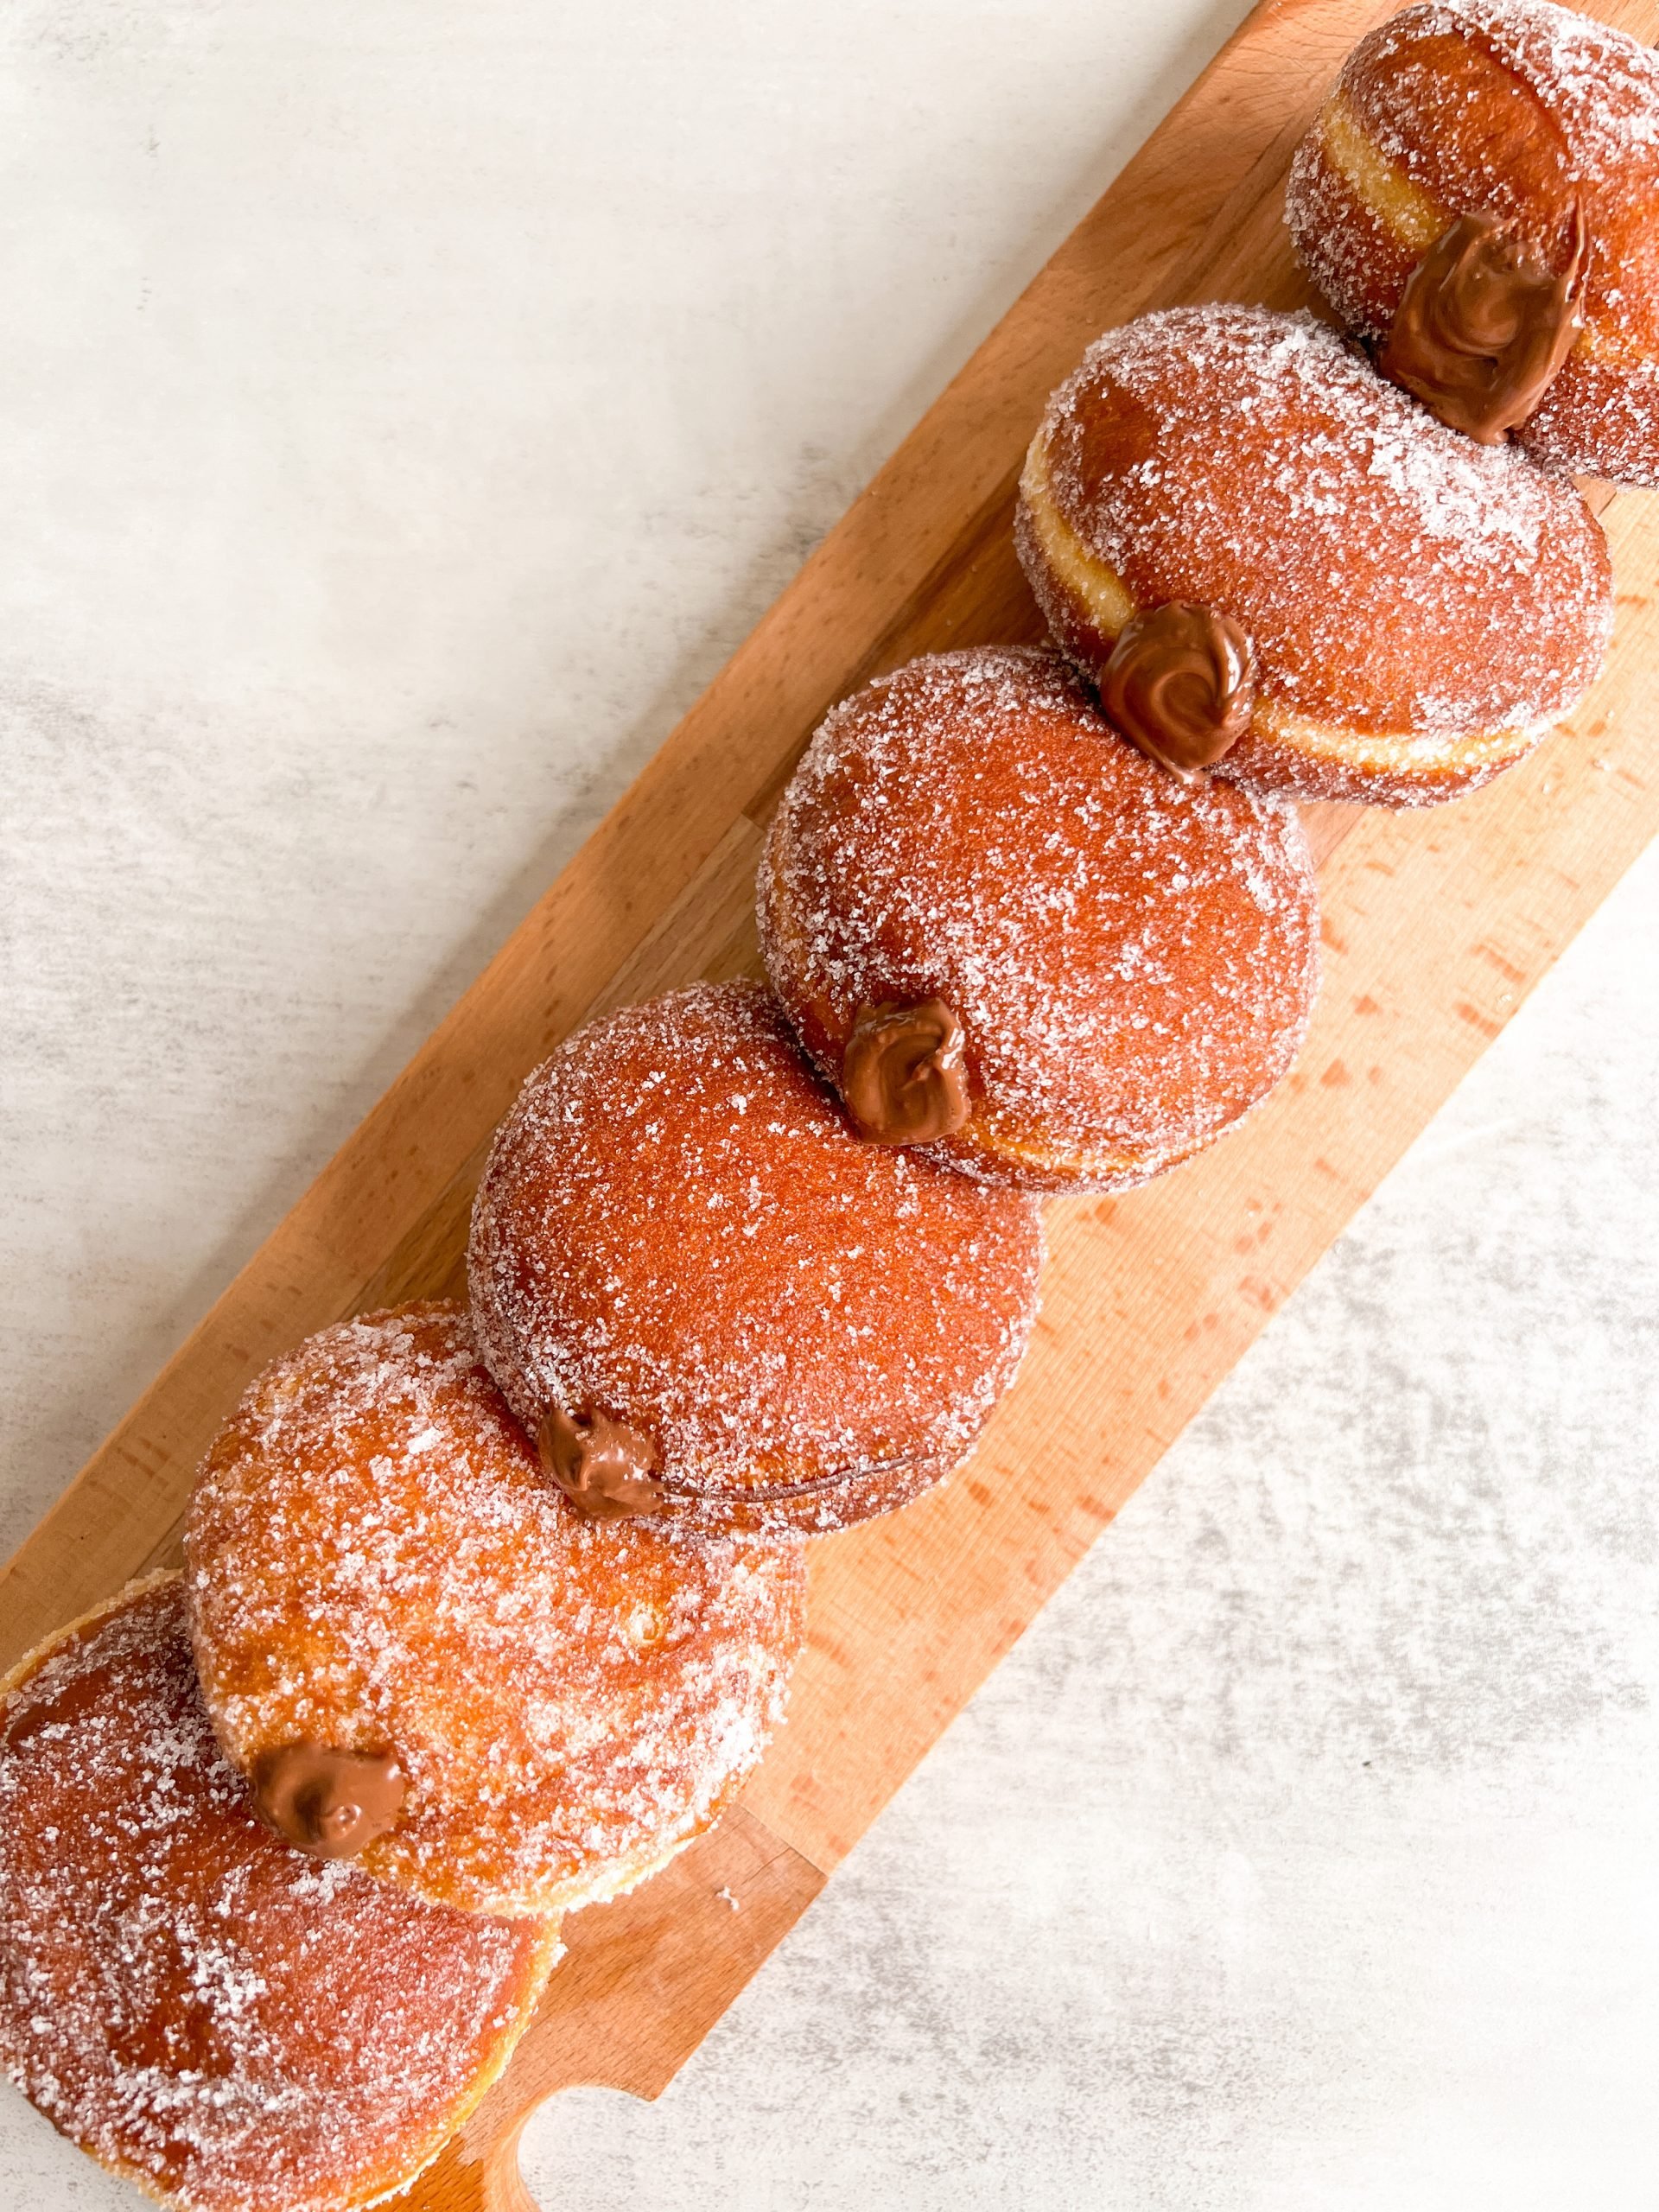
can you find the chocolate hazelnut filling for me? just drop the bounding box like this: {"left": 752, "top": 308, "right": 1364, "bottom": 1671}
{"left": 1099, "top": 601, "right": 1255, "bottom": 782}
{"left": 252, "top": 1743, "right": 405, "bottom": 1859}
{"left": 1380, "top": 205, "right": 1589, "bottom": 444}
{"left": 537, "top": 1405, "right": 666, "bottom": 1520}
{"left": 841, "top": 997, "right": 969, "bottom": 1145}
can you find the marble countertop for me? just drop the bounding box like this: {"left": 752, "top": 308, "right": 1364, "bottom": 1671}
{"left": 3, "top": 3, "right": 1656, "bottom": 2204}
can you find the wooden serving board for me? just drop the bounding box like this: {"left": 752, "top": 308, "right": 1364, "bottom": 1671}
{"left": 6, "top": 0, "right": 1659, "bottom": 2203}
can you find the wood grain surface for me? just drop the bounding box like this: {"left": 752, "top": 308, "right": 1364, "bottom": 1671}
{"left": 3, "top": 0, "right": 1656, "bottom": 2204}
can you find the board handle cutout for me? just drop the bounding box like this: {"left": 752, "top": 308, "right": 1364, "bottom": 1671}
{"left": 402, "top": 1808, "right": 825, "bottom": 2211}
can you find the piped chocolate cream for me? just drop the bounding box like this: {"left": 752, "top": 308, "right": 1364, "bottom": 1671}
{"left": 841, "top": 997, "right": 969, "bottom": 1145}
{"left": 1380, "top": 206, "right": 1589, "bottom": 445}
{"left": 1099, "top": 601, "right": 1255, "bottom": 783}
{"left": 252, "top": 1743, "right": 405, "bottom": 1859}
{"left": 537, "top": 1405, "right": 665, "bottom": 1520}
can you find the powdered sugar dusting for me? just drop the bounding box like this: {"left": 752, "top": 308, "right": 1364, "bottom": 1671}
{"left": 760, "top": 648, "right": 1320, "bottom": 1189}
{"left": 186, "top": 1303, "right": 805, "bottom": 1918}
{"left": 1385, "top": 2, "right": 1659, "bottom": 179}
{"left": 468, "top": 982, "right": 1045, "bottom": 1533}
{"left": 1033, "top": 303, "right": 1612, "bottom": 736}
{"left": 0, "top": 1579, "right": 555, "bottom": 2212}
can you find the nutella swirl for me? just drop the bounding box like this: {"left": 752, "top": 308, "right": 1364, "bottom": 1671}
{"left": 841, "top": 997, "right": 969, "bottom": 1146}
{"left": 252, "top": 1743, "right": 406, "bottom": 1859}
{"left": 537, "top": 1405, "right": 665, "bottom": 1520}
{"left": 1379, "top": 205, "right": 1590, "bottom": 445}
{"left": 1099, "top": 602, "right": 1255, "bottom": 783}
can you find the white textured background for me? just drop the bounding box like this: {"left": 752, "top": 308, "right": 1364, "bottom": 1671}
{"left": 3, "top": 2, "right": 1656, "bottom": 2205}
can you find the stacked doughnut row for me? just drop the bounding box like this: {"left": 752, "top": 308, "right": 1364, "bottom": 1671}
{"left": 3, "top": 6, "right": 1652, "bottom": 2205}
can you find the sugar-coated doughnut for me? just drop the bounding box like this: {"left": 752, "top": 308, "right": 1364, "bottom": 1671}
{"left": 759, "top": 647, "right": 1321, "bottom": 1192}
{"left": 467, "top": 981, "right": 1045, "bottom": 1534}
{"left": 1015, "top": 302, "right": 1613, "bottom": 806}
{"left": 1286, "top": 1, "right": 1659, "bottom": 483}
{"left": 0, "top": 1576, "right": 557, "bottom": 2212}
{"left": 185, "top": 1301, "right": 805, "bottom": 1918}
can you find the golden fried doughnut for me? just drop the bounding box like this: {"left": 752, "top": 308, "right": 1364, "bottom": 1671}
{"left": 1286, "top": 1, "right": 1659, "bottom": 483}
{"left": 759, "top": 647, "right": 1320, "bottom": 1192}
{"left": 185, "top": 1301, "right": 805, "bottom": 1918}
{"left": 1014, "top": 302, "right": 1612, "bottom": 806}
{"left": 467, "top": 981, "right": 1045, "bottom": 1533}
{"left": 0, "top": 1575, "right": 557, "bottom": 2212}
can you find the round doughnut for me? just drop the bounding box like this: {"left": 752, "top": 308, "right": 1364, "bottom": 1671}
{"left": 467, "top": 980, "right": 1045, "bottom": 1534}
{"left": 0, "top": 1575, "right": 557, "bottom": 2212}
{"left": 1014, "top": 302, "right": 1613, "bottom": 807}
{"left": 1285, "top": 0, "right": 1659, "bottom": 483}
{"left": 758, "top": 646, "right": 1321, "bottom": 1192}
{"left": 185, "top": 1300, "right": 805, "bottom": 1919}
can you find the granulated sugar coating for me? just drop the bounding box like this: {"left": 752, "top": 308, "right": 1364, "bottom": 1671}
{"left": 1285, "top": 1, "right": 1659, "bottom": 484}
{"left": 0, "top": 1576, "right": 557, "bottom": 2212}
{"left": 468, "top": 982, "right": 1045, "bottom": 1535}
{"left": 1017, "top": 302, "right": 1613, "bottom": 804}
{"left": 186, "top": 1303, "right": 805, "bottom": 1917}
{"left": 760, "top": 648, "right": 1320, "bottom": 1192}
